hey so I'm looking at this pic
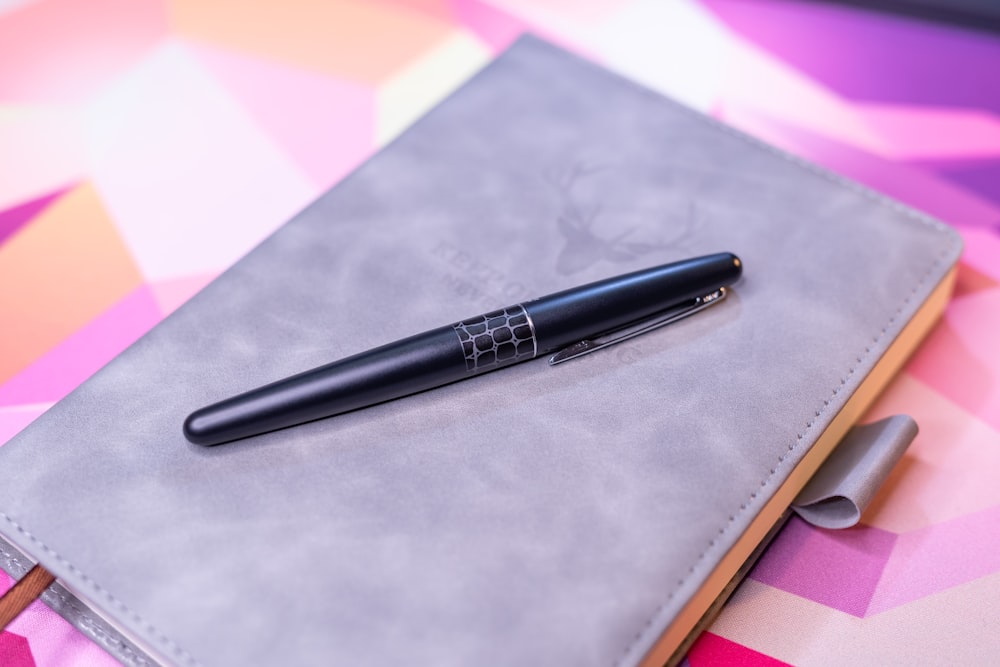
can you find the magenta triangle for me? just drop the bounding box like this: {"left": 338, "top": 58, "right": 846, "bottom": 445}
{"left": 0, "top": 185, "right": 73, "bottom": 245}
{"left": 0, "top": 630, "right": 36, "bottom": 667}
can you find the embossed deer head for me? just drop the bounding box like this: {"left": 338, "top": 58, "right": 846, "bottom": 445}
{"left": 545, "top": 161, "right": 695, "bottom": 275}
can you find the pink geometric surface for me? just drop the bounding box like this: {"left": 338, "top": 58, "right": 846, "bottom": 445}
{"left": 0, "top": 0, "right": 168, "bottom": 104}
{"left": 0, "top": 407, "right": 49, "bottom": 449}
{"left": 0, "top": 187, "right": 70, "bottom": 246}
{"left": 749, "top": 517, "right": 897, "bottom": 618}
{"left": 956, "top": 227, "right": 1000, "bottom": 281}
{"left": 686, "top": 631, "right": 792, "bottom": 666}
{"left": 85, "top": 40, "right": 318, "bottom": 281}
{"left": 0, "top": 108, "right": 88, "bottom": 211}
{"left": 700, "top": 0, "right": 1000, "bottom": 108}
{"left": 908, "top": 289, "right": 1000, "bottom": 433}
{"left": 2, "top": 0, "right": 999, "bottom": 664}
{"left": 188, "top": 40, "right": 376, "bottom": 189}
{"left": 451, "top": 0, "right": 527, "bottom": 52}
{"left": 0, "top": 285, "right": 163, "bottom": 406}
{"left": 0, "top": 629, "right": 34, "bottom": 667}
{"left": 868, "top": 503, "right": 1000, "bottom": 615}
{"left": 718, "top": 106, "right": 1000, "bottom": 228}
{"left": 861, "top": 375, "right": 1000, "bottom": 533}
{"left": 716, "top": 32, "right": 885, "bottom": 152}
{"left": 0, "top": 573, "right": 118, "bottom": 667}
{"left": 938, "top": 159, "right": 1000, "bottom": 207}
{"left": 711, "top": 574, "right": 1000, "bottom": 665}
{"left": 149, "top": 273, "right": 219, "bottom": 316}
{"left": 857, "top": 105, "right": 1000, "bottom": 160}
{"left": 751, "top": 497, "right": 1000, "bottom": 618}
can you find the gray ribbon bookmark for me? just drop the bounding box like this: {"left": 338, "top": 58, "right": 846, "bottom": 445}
{"left": 792, "top": 415, "right": 918, "bottom": 529}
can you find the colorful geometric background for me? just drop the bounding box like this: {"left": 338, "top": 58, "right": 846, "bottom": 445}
{"left": 1, "top": 0, "right": 998, "bottom": 664}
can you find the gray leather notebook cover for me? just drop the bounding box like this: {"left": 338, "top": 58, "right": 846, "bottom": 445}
{"left": 0, "top": 36, "right": 960, "bottom": 666}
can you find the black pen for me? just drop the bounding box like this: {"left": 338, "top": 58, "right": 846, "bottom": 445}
{"left": 183, "top": 252, "right": 742, "bottom": 445}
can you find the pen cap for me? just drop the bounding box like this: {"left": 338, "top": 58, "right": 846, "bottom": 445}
{"left": 524, "top": 252, "right": 741, "bottom": 352}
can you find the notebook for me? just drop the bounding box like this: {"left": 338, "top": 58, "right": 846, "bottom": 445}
{"left": 0, "top": 35, "right": 960, "bottom": 666}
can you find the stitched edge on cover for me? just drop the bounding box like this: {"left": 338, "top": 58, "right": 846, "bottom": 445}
{"left": 0, "top": 513, "right": 198, "bottom": 667}
{"left": 1, "top": 539, "right": 155, "bottom": 666}
{"left": 602, "top": 54, "right": 962, "bottom": 665}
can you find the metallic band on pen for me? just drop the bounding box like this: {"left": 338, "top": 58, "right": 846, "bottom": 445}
{"left": 522, "top": 305, "right": 538, "bottom": 359}
{"left": 452, "top": 304, "right": 538, "bottom": 372}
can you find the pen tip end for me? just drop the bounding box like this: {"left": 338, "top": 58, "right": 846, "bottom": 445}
{"left": 183, "top": 410, "right": 217, "bottom": 446}
{"left": 726, "top": 252, "right": 743, "bottom": 280}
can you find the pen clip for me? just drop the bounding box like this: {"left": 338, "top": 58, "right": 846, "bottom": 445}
{"left": 548, "top": 288, "right": 728, "bottom": 365}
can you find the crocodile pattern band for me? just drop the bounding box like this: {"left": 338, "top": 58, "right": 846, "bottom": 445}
{"left": 452, "top": 305, "right": 537, "bottom": 371}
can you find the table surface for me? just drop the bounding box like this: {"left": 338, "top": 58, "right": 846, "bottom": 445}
{"left": 1, "top": 0, "right": 998, "bottom": 664}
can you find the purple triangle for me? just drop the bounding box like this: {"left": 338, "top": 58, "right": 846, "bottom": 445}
{"left": 701, "top": 0, "right": 1000, "bottom": 108}
{"left": 939, "top": 159, "right": 1000, "bottom": 208}
{"left": 748, "top": 515, "right": 896, "bottom": 617}
{"left": 0, "top": 186, "right": 72, "bottom": 245}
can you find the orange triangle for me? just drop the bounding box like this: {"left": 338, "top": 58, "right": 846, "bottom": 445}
{"left": 0, "top": 183, "right": 144, "bottom": 384}
{"left": 167, "top": 0, "right": 455, "bottom": 84}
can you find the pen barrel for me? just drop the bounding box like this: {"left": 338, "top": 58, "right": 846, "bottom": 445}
{"left": 184, "top": 252, "right": 742, "bottom": 446}
{"left": 524, "top": 252, "right": 741, "bottom": 352}
{"left": 184, "top": 326, "right": 469, "bottom": 445}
